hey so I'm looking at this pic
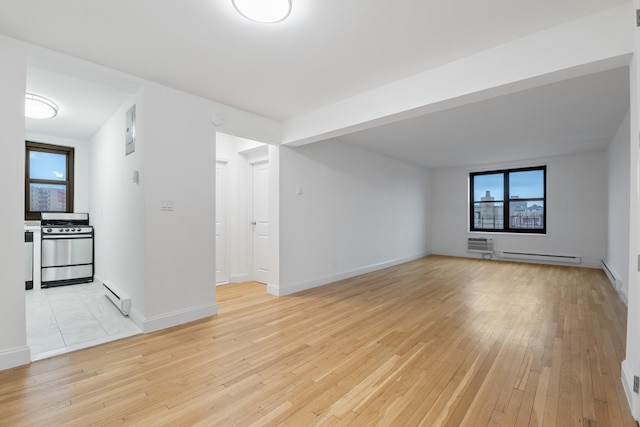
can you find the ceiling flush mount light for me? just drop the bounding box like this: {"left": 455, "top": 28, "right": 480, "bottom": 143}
{"left": 232, "top": 0, "right": 292, "bottom": 23}
{"left": 25, "top": 93, "right": 59, "bottom": 119}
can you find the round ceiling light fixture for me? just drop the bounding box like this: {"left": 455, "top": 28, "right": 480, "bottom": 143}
{"left": 232, "top": 0, "right": 292, "bottom": 23}
{"left": 25, "top": 93, "right": 59, "bottom": 119}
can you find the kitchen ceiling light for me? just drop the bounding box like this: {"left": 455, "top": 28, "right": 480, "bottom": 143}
{"left": 25, "top": 93, "right": 59, "bottom": 119}
{"left": 232, "top": 0, "right": 292, "bottom": 23}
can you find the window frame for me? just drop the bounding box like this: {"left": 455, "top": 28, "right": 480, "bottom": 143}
{"left": 469, "top": 165, "right": 546, "bottom": 234}
{"left": 25, "top": 141, "right": 75, "bottom": 220}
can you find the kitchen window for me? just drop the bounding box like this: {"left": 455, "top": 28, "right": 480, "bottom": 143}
{"left": 470, "top": 166, "right": 546, "bottom": 234}
{"left": 25, "top": 141, "right": 74, "bottom": 220}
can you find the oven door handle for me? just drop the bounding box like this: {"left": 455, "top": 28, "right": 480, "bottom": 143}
{"left": 42, "top": 234, "right": 93, "bottom": 239}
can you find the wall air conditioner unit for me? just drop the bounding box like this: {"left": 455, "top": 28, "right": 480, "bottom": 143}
{"left": 467, "top": 237, "right": 494, "bottom": 254}
{"left": 103, "top": 280, "right": 131, "bottom": 316}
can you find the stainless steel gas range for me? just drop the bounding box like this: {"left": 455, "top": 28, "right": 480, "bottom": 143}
{"left": 41, "top": 213, "right": 94, "bottom": 288}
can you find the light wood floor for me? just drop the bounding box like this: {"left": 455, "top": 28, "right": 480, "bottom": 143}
{"left": 0, "top": 255, "right": 636, "bottom": 426}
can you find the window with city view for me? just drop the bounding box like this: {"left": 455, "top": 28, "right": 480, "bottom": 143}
{"left": 25, "top": 141, "right": 74, "bottom": 220}
{"left": 470, "top": 166, "right": 546, "bottom": 234}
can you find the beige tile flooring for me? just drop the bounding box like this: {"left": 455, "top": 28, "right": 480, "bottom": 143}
{"left": 25, "top": 281, "right": 141, "bottom": 361}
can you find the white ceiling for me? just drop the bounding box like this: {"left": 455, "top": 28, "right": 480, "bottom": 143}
{"left": 26, "top": 66, "right": 134, "bottom": 141}
{"left": 338, "top": 67, "right": 630, "bottom": 169}
{"left": 0, "top": 0, "right": 631, "bottom": 167}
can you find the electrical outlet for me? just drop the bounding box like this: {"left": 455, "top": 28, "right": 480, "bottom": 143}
{"left": 161, "top": 200, "right": 174, "bottom": 211}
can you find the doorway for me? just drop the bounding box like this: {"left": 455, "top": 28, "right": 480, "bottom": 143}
{"left": 215, "top": 132, "right": 277, "bottom": 289}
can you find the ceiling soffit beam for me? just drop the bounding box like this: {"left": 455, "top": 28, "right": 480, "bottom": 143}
{"left": 281, "top": 3, "right": 633, "bottom": 147}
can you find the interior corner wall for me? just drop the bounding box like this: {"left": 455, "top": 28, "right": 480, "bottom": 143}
{"left": 89, "top": 93, "right": 146, "bottom": 321}
{"left": 0, "top": 35, "right": 30, "bottom": 370}
{"left": 430, "top": 151, "right": 607, "bottom": 268}
{"left": 27, "top": 133, "right": 90, "bottom": 213}
{"left": 278, "top": 139, "right": 431, "bottom": 296}
{"left": 606, "top": 110, "right": 631, "bottom": 302}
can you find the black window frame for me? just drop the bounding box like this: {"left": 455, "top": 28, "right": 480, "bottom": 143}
{"left": 25, "top": 141, "right": 75, "bottom": 220}
{"left": 469, "top": 165, "right": 546, "bottom": 234}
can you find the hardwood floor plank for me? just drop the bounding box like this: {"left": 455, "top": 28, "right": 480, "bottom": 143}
{"left": 0, "top": 256, "right": 635, "bottom": 426}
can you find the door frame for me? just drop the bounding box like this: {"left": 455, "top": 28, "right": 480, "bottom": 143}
{"left": 215, "top": 159, "right": 229, "bottom": 285}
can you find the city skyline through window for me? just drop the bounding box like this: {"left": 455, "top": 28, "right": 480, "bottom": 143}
{"left": 470, "top": 166, "right": 546, "bottom": 233}
{"left": 25, "top": 141, "right": 74, "bottom": 220}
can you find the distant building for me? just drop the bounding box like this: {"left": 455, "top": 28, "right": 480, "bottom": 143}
{"left": 475, "top": 190, "right": 503, "bottom": 229}
{"left": 30, "top": 186, "right": 66, "bottom": 212}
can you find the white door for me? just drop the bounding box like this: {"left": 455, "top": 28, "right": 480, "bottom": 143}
{"left": 251, "top": 160, "right": 269, "bottom": 284}
{"left": 215, "top": 160, "right": 228, "bottom": 284}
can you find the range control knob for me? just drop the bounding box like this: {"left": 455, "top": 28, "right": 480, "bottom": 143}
{"left": 46, "top": 228, "right": 52, "bottom": 233}
{"left": 65, "top": 228, "right": 70, "bottom": 232}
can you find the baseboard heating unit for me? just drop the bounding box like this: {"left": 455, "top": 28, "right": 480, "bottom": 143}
{"left": 497, "top": 251, "right": 581, "bottom": 264}
{"left": 601, "top": 260, "right": 622, "bottom": 289}
{"left": 103, "top": 280, "right": 131, "bottom": 316}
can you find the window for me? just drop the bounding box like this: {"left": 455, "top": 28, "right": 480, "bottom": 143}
{"left": 470, "top": 166, "right": 546, "bottom": 234}
{"left": 25, "top": 141, "right": 74, "bottom": 220}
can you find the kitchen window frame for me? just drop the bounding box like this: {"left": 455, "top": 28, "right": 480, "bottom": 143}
{"left": 25, "top": 141, "right": 75, "bottom": 220}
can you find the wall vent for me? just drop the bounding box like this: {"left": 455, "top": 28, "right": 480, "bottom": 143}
{"left": 467, "top": 237, "right": 494, "bottom": 254}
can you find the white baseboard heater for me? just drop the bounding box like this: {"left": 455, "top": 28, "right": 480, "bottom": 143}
{"left": 601, "top": 260, "right": 622, "bottom": 290}
{"left": 103, "top": 280, "right": 131, "bottom": 316}
{"left": 497, "top": 251, "right": 581, "bottom": 264}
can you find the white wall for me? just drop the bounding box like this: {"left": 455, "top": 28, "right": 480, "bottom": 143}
{"left": 278, "top": 139, "right": 431, "bottom": 295}
{"left": 135, "top": 82, "right": 217, "bottom": 329}
{"left": 622, "top": 1, "right": 640, "bottom": 417}
{"left": 606, "top": 111, "right": 631, "bottom": 302}
{"left": 0, "top": 35, "right": 30, "bottom": 369}
{"left": 431, "top": 151, "right": 608, "bottom": 268}
{"left": 90, "top": 94, "right": 145, "bottom": 317}
{"left": 26, "top": 132, "right": 90, "bottom": 213}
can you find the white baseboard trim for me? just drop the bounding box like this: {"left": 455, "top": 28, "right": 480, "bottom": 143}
{"left": 0, "top": 345, "right": 30, "bottom": 371}
{"left": 133, "top": 302, "right": 218, "bottom": 334}
{"left": 275, "top": 252, "right": 430, "bottom": 297}
{"left": 621, "top": 359, "right": 639, "bottom": 420}
{"left": 230, "top": 274, "right": 250, "bottom": 284}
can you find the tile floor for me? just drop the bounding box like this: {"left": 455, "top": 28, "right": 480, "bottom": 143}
{"left": 25, "top": 281, "right": 141, "bottom": 361}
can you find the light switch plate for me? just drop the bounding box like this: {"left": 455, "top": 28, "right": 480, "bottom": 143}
{"left": 161, "top": 200, "right": 174, "bottom": 211}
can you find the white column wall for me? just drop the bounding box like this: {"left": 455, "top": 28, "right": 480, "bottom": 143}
{"left": 622, "top": 0, "right": 640, "bottom": 418}
{"left": 0, "top": 35, "right": 30, "bottom": 369}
